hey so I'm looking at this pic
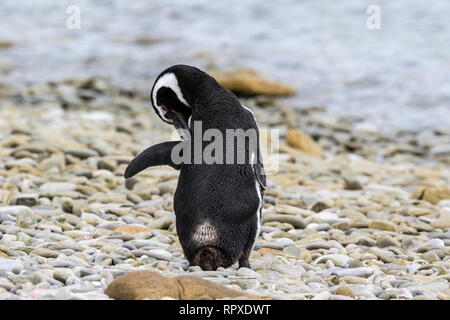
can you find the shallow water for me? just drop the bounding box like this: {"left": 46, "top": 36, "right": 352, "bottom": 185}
{"left": 1, "top": 0, "right": 449, "bottom": 131}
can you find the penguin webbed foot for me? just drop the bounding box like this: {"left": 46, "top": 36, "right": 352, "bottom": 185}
{"left": 238, "top": 259, "right": 251, "bottom": 269}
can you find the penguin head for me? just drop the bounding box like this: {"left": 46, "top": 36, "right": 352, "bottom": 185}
{"left": 151, "top": 65, "right": 207, "bottom": 139}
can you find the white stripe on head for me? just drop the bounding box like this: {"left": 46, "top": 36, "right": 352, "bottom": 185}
{"left": 151, "top": 72, "right": 191, "bottom": 122}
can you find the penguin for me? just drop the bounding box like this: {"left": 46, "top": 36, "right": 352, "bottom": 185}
{"left": 125, "top": 64, "right": 266, "bottom": 270}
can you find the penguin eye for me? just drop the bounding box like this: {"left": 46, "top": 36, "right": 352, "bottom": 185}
{"left": 157, "top": 87, "right": 191, "bottom": 118}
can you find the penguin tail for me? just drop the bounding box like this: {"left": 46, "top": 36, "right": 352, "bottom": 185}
{"left": 191, "top": 246, "right": 233, "bottom": 271}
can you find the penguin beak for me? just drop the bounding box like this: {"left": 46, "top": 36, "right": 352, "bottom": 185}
{"left": 170, "top": 111, "right": 190, "bottom": 140}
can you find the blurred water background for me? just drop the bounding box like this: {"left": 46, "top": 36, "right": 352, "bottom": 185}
{"left": 0, "top": 0, "right": 449, "bottom": 132}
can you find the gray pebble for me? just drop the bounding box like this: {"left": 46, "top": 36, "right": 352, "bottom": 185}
{"left": 122, "top": 242, "right": 137, "bottom": 251}
{"left": 230, "top": 279, "right": 260, "bottom": 290}
{"left": 353, "top": 288, "right": 377, "bottom": 299}
{"left": 283, "top": 245, "right": 301, "bottom": 257}
{"left": 235, "top": 267, "right": 261, "bottom": 279}
{"left": 405, "top": 281, "right": 449, "bottom": 292}
{"left": 104, "top": 268, "right": 126, "bottom": 279}
{"left": 416, "top": 239, "right": 445, "bottom": 253}
{"left": 305, "top": 276, "right": 327, "bottom": 286}
{"left": 126, "top": 194, "right": 143, "bottom": 204}
{"left": 39, "top": 182, "right": 77, "bottom": 194}
{"left": 314, "top": 254, "right": 352, "bottom": 267}
{"left": 356, "top": 237, "right": 376, "bottom": 247}
{"left": 137, "top": 200, "right": 157, "bottom": 207}
{"left": 0, "top": 278, "right": 15, "bottom": 290}
{"left": 53, "top": 270, "right": 72, "bottom": 284}
{"left": 10, "top": 284, "right": 23, "bottom": 294}
{"left": 320, "top": 267, "right": 375, "bottom": 278}
{"left": 81, "top": 274, "right": 103, "bottom": 281}
{"left": 71, "top": 284, "right": 98, "bottom": 293}
{"left": 0, "top": 259, "right": 23, "bottom": 273}
{"left": 146, "top": 249, "right": 172, "bottom": 261}
{"left": 430, "top": 232, "right": 450, "bottom": 240}
{"left": 31, "top": 272, "right": 45, "bottom": 285}
{"left": 65, "top": 149, "right": 99, "bottom": 159}
{"left": 306, "top": 241, "right": 333, "bottom": 250}
{"left": 264, "top": 195, "right": 277, "bottom": 205}
{"left": 121, "top": 216, "right": 144, "bottom": 225}
{"left": 0, "top": 213, "right": 16, "bottom": 223}
{"left": 389, "top": 279, "right": 409, "bottom": 288}
{"left": 262, "top": 214, "right": 306, "bottom": 229}
{"left": 316, "top": 223, "right": 331, "bottom": 231}
{"left": 50, "top": 259, "right": 77, "bottom": 268}
{"left": 65, "top": 276, "right": 80, "bottom": 286}
{"left": 260, "top": 226, "right": 279, "bottom": 233}
{"left": 401, "top": 238, "right": 418, "bottom": 250}
{"left": 78, "top": 268, "right": 97, "bottom": 278}
{"left": 377, "top": 291, "right": 396, "bottom": 300}
{"left": 411, "top": 290, "right": 423, "bottom": 297}
{"left": 0, "top": 206, "right": 38, "bottom": 226}
{"left": 423, "top": 251, "right": 441, "bottom": 263}
{"left": 258, "top": 238, "right": 294, "bottom": 250}
{"left": 271, "top": 264, "right": 305, "bottom": 277}
{"left": 260, "top": 271, "right": 284, "bottom": 281}
{"left": 72, "top": 169, "right": 93, "bottom": 179}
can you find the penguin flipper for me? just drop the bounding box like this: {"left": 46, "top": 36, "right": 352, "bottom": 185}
{"left": 124, "top": 141, "right": 182, "bottom": 178}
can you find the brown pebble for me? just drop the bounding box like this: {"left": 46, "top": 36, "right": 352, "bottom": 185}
{"left": 311, "top": 202, "right": 330, "bottom": 213}
{"left": 104, "top": 270, "right": 263, "bottom": 300}
{"left": 335, "top": 285, "right": 355, "bottom": 298}
{"left": 344, "top": 179, "right": 363, "bottom": 190}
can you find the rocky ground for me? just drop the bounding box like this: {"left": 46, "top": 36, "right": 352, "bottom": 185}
{"left": 0, "top": 76, "right": 449, "bottom": 300}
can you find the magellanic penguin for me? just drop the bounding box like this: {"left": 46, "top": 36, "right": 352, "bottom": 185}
{"left": 125, "top": 65, "right": 266, "bottom": 270}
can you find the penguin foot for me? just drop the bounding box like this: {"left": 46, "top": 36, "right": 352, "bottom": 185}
{"left": 238, "top": 259, "right": 251, "bottom": 269}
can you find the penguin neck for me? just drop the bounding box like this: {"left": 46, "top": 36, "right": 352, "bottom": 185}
{"left": 189, "top": 77, "right": 241, "bottom": 126}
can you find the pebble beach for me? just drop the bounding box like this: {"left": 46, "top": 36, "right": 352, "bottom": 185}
{"left": 1, "top": 0, "right": 450, "bottom": 301}
{"left": 0, "top": 76, "right": 449, "bottom": 300}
